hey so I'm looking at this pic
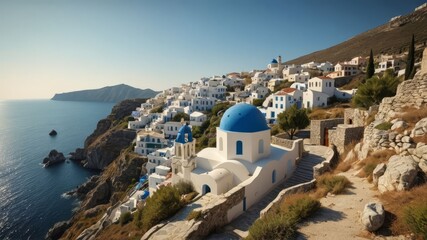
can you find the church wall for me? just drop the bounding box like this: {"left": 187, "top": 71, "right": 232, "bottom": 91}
{"left": 214, "top": 160, "right": 250, "bottom": 185}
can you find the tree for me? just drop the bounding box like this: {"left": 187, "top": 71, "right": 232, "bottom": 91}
{"left": 172, "top": 112, "right": 189, "bottom": 122}
{"left": 366, "top": 49, "right": 375, "bottom": 79}
{"left": 277, "top": 104, "right": 310, "bottom": 139}
{"left": 352, "top": 69, "right": 399, "bottom": 109}
{"left": 405, "top": 34, "right": 415, "bottom": 80}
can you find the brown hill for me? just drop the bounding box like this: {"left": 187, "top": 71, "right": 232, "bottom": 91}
{"left": 285, "top": 7, "right": 427, "bottom": 65}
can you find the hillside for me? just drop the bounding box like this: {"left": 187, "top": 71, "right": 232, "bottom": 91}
{"left": 51, "top": 84, "right": 159, "bottom": 103}
{"left": 285, "top": 7, "right": 427, "bottom": 65}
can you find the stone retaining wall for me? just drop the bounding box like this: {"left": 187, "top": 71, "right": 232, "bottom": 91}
{"left": 272, "top": 136, "right": 304, "bottom": 158}
{"left": 329, "top": 125, "right": 364, "bottom": 154}
{"left": 260, "top": 180, "right": 316, "bottom": 217}
{"left": 186, "top": 187, "right": 245, "bottom": 239}
{"left": 310, "top": 118, "right": 344, "bottom": 145}
{"left": 260, "top": 146, "right": 336, "bottom": 217}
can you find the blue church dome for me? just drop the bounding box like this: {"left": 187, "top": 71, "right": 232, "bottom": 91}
{"left": 219, "top": 104, "right": 269, "bottom": 133}
{"left": 175, "top": 123, "right": 193, "bottom": 143}
{"left": 271, "top": 59, "right": 278, "bottom": 64}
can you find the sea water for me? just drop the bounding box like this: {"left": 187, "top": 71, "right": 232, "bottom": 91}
{"left": 0, "top": 100, "right": 115, "bottom": 240}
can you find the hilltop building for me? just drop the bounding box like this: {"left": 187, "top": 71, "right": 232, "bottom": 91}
{"left": 170, "top": 104, "right": 299, "bottom": 209}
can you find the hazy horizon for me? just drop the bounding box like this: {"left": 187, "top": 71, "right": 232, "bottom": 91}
{"left": 1, "top": 0, "right": 425, "bottom": 100}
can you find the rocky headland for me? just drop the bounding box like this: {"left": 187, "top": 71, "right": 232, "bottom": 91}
{"left": 46, "top": 99, "right": 149, "bottom": 240}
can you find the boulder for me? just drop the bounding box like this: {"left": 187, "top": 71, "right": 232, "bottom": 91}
{"left": 377, "top": 155, "right": 418, "bottom": 193}
{"left": 70, "top": 148, "right": 86, "bottom": 161}
{"left": 372, "top": 163, "right": 386, "bottom": 185}
{"left": 49, "top": 129, "right": 58, "bottom": 136}
{"left": 361, "top": 202, "right": 385, "bottom": 232}
{"left": 419, "top": 160, "right": 427, "bottom": 174}
{"left": 43, "top": 149, "right": 66, "bottom": 167}
{"left": 45, "top": 220, "right": 70, "bottom": 240}
{"left": 391, "top": 121, "right": 406, "bottom": 131}
{"left": 411, "top": 117, "right": 427, "bottom": 137}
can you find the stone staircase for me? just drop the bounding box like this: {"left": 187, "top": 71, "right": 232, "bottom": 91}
{"left": 207, "top": 145, "right": 326, "bottom": 240}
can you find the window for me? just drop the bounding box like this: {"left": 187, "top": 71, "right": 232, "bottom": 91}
{"left": 272, "top": 170, "right": 276, "bottom": 183}
{"left": 258, "top": 139, "right": 264, "bottom": 154}
{"left": 219, "top": 137, "right": 223, "bottom": 151}
{"left": 236, "top": 141, "right": 243, "bottom": 155}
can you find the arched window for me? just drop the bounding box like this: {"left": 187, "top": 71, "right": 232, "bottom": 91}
{"left": 272, "top": 170, "right": 276, "bottom": 183}
{"left": 219, "top": 137, "right": 223, "bottom": 151}
{"left": 236, "top": 141, "right": 243, "bottom": 155}
{"left": 258, "top": 139, "right": 264, "bottom": 154}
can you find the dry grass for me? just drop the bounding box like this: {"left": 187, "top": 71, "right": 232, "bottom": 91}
{"left": 309, "top": 107, "right": 345, "bottom": 120}
{"left": 413, "top": 134, "right": 427, "bottom": 144}
{"left": 396, "top": 106, "right": 427, "bottom": 130}
{"left": 379, "top": 184, "right": 427, "bottom": 238}
{"left": 95, "top": 221, "right": 143, "bottom": 240}
{"left": 334, "top": 141, "right": 360, "bottom": 173}
{"left": 315, "top": 173, "right": 351, "bottom": 197}
{"left": 357, "top": 149, "right": 395, "bottom": 182}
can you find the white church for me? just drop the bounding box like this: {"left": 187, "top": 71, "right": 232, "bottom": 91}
{"left": 171, "top": 103, "right": 300, "bottom": 212}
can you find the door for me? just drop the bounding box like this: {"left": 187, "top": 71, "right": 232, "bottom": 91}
{"left": 324, "top": 128, "right": 329, "bottom": 146}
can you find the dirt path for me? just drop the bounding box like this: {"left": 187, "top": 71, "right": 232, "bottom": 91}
{"left": 297, "top": 169, "right": 378, "bottom": 240}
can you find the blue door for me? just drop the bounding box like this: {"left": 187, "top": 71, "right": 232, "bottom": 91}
{"left": 202, "top": 184, "right": 211, "bottom": 195}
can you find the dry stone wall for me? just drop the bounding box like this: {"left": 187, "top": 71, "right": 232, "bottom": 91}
{"left": 376, "top": 72, "right": 427, "bottom": 122}
{"left": 310, "top": 118, "right": 344, "bottom": 145}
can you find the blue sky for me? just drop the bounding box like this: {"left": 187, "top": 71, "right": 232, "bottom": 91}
{"left": 0, "top": 0, "right": 425, "bottom": 99}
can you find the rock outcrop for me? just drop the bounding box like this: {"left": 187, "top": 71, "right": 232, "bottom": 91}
{"left": 43, "top": 150, "right": 66, "bottom": 167}
{"left": 377, "top": 155, "right": 419, "bottom": 193}
{"left": 361, "top": 202, "right": 385, "bottom": 232}
{"left": 69, "top": 98, "right": 146, "bottom": 170}
{"left": 45, "top": 220, "right": 70, "bottom": 240}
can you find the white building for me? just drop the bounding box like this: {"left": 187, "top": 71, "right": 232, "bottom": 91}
{"left": 303, "top": 90, "right": 329, "bottom": 109}
{"left": 290, "top": 82, "right": 307, "bottom": 92}
{"left": 267, "top": 78, "right": 284, "bottom": 91}
{"left": 146, "top": 147, "right": 174, "bottom": 174}
{"left": 262, "top": 88, "right": 303, "bottom": 122}
{"left": 332, "top": 63, "right": 360, "bottom": 77}
{"left": 190, "top": 97, "right": 216, "bottom": 112}
{"left": 164, "top": 121, "right": 184, "bottom": 139}
{"left": 148, "top": 166, "right": 172, "bottom": 193}
{"left": 170, "top": 104, "right": 299, "bottom": 219}
{"left": 251, "top": 86, "right": 269, "bottom": 100}
{"left": 288, "top": 72, "right": 310, "bottom": 83}
{"left": 307, "top": 76, "right": 335, "bottom": 97}
{"left": 301, "top": 61, "right": 319, "bottom": 69}
{"left": 317, "top": 62, "right": 334, "bottom": 72}
{"left": 134, "top": 130, "right": 171, "bottom": 156}
{"left": 190, "top": 111, "right": 207, "bottom": 127}
{"left": 375, "top": 59, "right": 403, "bottom": 73}
{"left": 282, "top": 65, "right": 303, "bottom": 79}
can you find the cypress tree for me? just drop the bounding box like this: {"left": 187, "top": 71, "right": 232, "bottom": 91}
{"left": 405, "top": 34, "right": 415, "bottom": 80}
{"left": 366, "top": 49, "right": 375, "bottom": 79}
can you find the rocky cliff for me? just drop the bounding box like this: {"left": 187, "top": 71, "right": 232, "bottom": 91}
{"left": 70, "top": 98, "right": 146, "bottom": 170}
{"left": 46, "top": 99, "right": 149, "bottom": 240}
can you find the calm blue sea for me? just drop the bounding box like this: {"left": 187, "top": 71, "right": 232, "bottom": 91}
{"left": 0, "top": 100, "right": 115, "bottom": 240}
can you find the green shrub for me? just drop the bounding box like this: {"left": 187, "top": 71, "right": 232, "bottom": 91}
{"left": 208, "top": 138, "right": 216, "bottom": 147}
{"left": 363, "top": 163, "right": 378, "bottom": 178}
{"left": 403, "top": 202, "right": 427, "bottom": 239}
{"left": 281, "top": 195, "right": 321, "bottom": 222}
{"left": 133, "top": 209, "right": 143, "bottom": 228}
{"left": 174, "top": 181, "right": 194, "bottom": 195}
{"left": 186, "top": 210, "right": 202, "bottom": 221}
{"left": 375, "top": 122, "right": 393, "bottom": 130}
{"left": 317, "top": 174, "right": 350, "bottom": 195}
{"left": 150, "top": 106, "right": 163, "bottom": 113}
{"left": 247, "top": 214, "right": 297, "bottom": 240}
{"left": 120, "top": 212, "right": 132, "bottom": 226}
{"left": 141, "top": 185, "right": 182, "bottom": 231}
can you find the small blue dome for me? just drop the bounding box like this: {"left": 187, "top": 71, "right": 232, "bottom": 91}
{"left": 175, "top": 124, "right": 193, "bottom": 143}
{"left": 220, "top": 104, "right": 269, "bottom": 133}
{"left": 271, "top": 59, "right": 278, "bottom": 64}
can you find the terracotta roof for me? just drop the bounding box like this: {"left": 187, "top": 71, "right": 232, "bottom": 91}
{"left": 317, "top": 76, "right": 332, "bottom": 80}
{"left": 276, "top": 88, "right": 296, "bottom": 95}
